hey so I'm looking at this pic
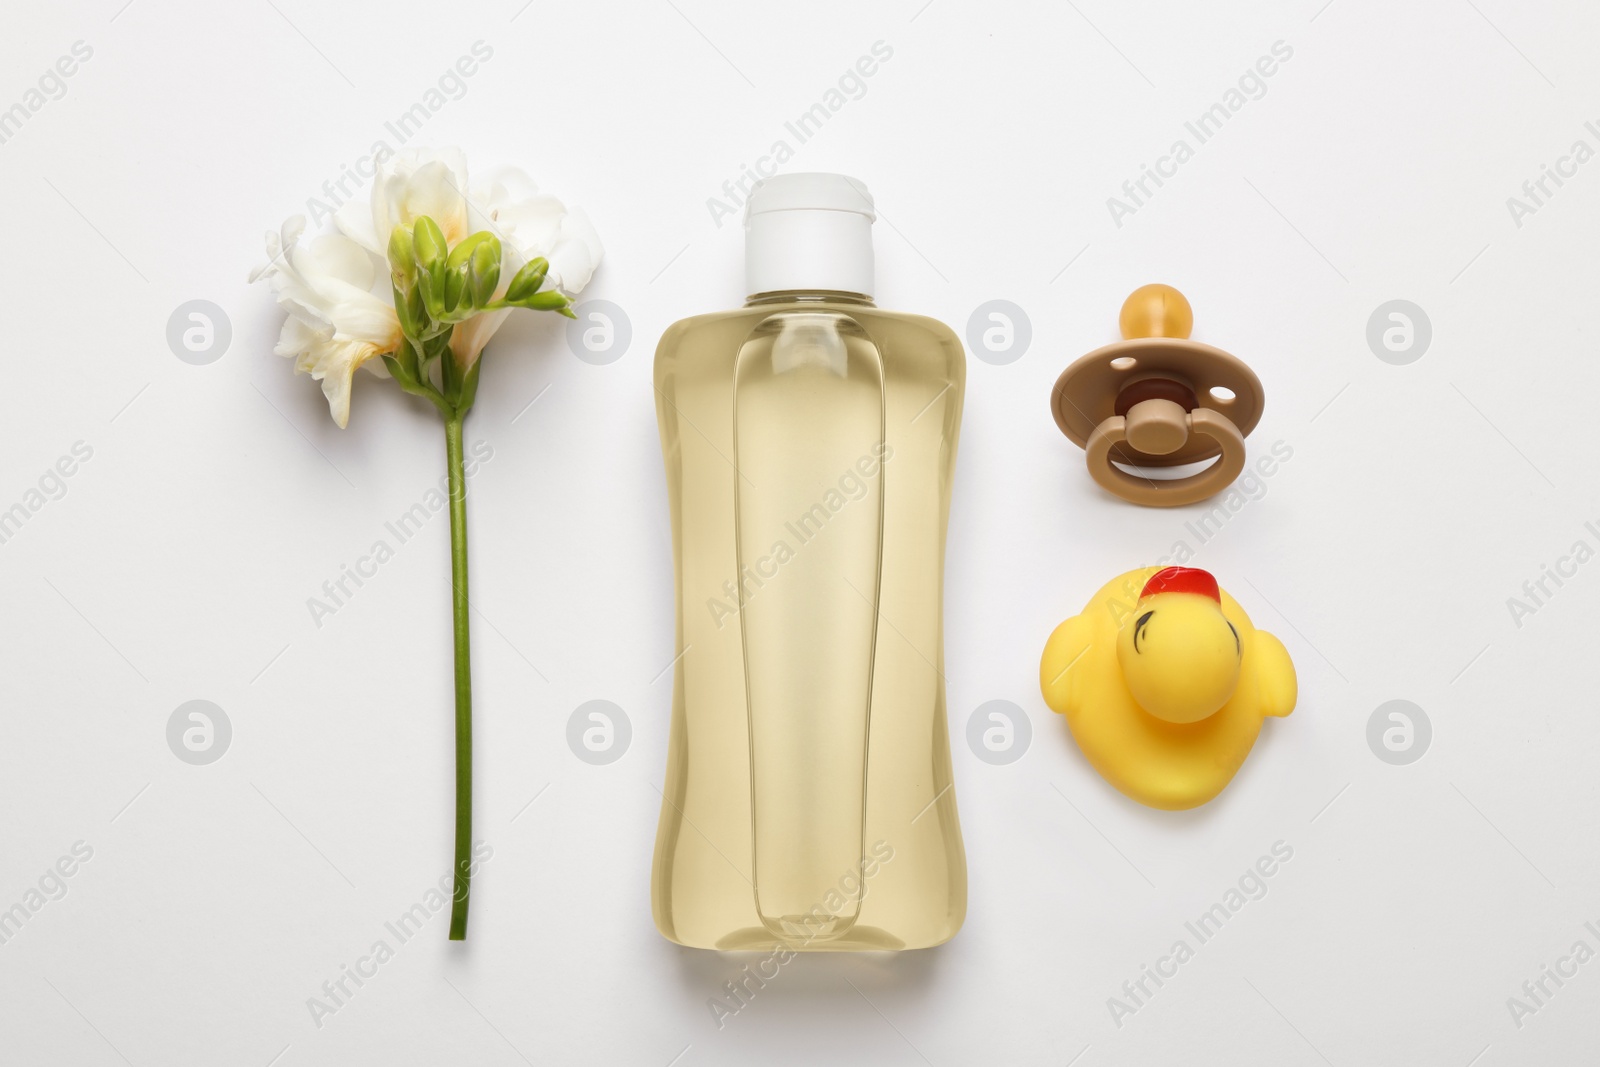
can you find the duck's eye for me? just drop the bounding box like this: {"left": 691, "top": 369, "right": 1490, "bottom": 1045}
{"left": 1133, "top": 610, "right": 1154, "bottom": 652}
{"left": 1226, "top": 620, "right": 1240, "bottom": 655}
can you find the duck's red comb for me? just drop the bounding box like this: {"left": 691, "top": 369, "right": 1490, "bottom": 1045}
{"left": 1140, "top": 566, "right": 1220, "bottom": 602}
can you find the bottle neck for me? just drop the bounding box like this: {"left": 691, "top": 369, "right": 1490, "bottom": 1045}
{"left": 745, "top": 290, "right": 875, "bottom": 308}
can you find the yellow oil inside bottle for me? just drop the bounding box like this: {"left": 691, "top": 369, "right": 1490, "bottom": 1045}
{"left": 651, "top": 293, "right": 967, "bottom": 951}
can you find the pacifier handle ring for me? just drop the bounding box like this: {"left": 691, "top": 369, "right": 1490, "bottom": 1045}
{"left": 1084, "top": 408, "right": 1246, "bottom": 507}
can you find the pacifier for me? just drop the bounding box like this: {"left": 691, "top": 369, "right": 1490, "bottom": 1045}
{"left": 1051, "top": 284, "right": 1265, "bottom": 507}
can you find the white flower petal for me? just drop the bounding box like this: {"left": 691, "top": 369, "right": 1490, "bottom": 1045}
{"left": 274, "top": 316, "right": 384, "bottom": 429}
{"left": 404, "top": 161, "right": 471, "bottom": 241}
{"left": 546, "top": 206, "right": 604, "bottom": 293}
{"left": 294, "top": 233, "right": 380, "bottom": 291}
{"left": 314, "top": 339, "right": 384, "bottom": 429}
{"left": 334, "top": 195, "right": 382, "bottom": 256}
{"left": 257, "top": 222, "right": 400, "bottom": 427}
{"left": 328, "top": 296, "right": 401, "bottom": 348}
{"left": 338, "top": 147, "right": 472, "bottom": 254}
{"left": 448, "top": 306, "right": 513, "bottom": 369}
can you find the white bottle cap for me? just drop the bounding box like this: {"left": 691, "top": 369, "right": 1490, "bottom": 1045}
{"left": 744, "top": 173, "right": 875, "bottom": 298}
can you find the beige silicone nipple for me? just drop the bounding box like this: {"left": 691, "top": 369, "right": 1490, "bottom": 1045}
{"left": 1051, "top": 284, "right": 1264, "bottom": 507}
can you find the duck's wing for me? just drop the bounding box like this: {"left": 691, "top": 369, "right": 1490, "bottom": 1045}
{"left": 1040, "top": 614, "right": 1096, "bottom": 715}
{"left": 1248, "top": 630, "right": 1297, "bottom": 717}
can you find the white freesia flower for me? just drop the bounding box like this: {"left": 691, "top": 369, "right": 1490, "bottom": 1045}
{"left": 250, "top": 216, "right": 401, "bottom": 428}
{"left": 448, "top": 167, "right": 604, "bottom": 367}
{"left": 468, "top": 167, "right": 604, "bottom": 293}
{"left": 256, "top": 148, "right": 605, "bottom": 425}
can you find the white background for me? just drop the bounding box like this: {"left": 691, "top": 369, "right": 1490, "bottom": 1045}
{"left": 2, "top": 0, "right": 1598, "bottom": 1064}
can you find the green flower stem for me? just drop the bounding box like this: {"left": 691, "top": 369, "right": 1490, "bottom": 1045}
{"left": 445, "top": 412, "right": 474, "bottom": 941}
{"left": 383, "top": 218, "right": 576, "bottom": 943}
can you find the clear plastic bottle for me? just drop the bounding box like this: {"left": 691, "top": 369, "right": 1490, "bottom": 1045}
{"left": 651, "top": 174, "right": 966, "bottom": 950}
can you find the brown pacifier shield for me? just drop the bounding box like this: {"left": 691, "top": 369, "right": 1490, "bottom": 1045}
{"left": 1051, "top": 337, "right": 1264, "bottom": 467}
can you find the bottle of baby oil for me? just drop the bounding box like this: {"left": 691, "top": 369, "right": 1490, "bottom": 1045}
{"left": 651, "top": 173, "right": 967, "bottom": 950}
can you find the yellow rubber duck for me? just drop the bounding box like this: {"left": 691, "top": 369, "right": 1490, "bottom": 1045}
{"left": 1040, "top": 566, "right": 1296, "bottom": 810}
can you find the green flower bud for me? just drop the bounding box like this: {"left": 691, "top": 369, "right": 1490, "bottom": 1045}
{"left": 504, "top": 257, "right": 549, "bottom": 304}
{"left": 444, "top": 232, "right": 492, "bottom": 312}
{"left": 445, "top": 231, "right": 491, "bottom": 272}
{"left": 406, "top": 283, "right": 427, "bottom": 330}
{"left": 413, "top": 216, "right": 450, "bottom": 319}
{"left": 443, "top": 262, "right": 467, "bottom": 312}
{"left": 469, "top": 237, "right": 501, "bottom": 308}
{"left": 522, "top": 289, "right": 571, "bottom": 312}
{"left": 388, "top": 226, "right": 417, "bottom": 290}
{"left": 392, "top": 283, "right": 421, "bottom": 338}
{"left": 412, "top": 216, "right": 448, "bottom": 275}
